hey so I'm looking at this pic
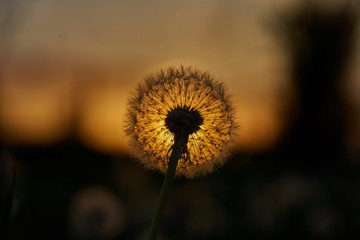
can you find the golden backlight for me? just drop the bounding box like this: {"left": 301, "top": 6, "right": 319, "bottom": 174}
{"left": 0, "top": 55, "right": 73, "bottom": 145}
{"left": 1, "top": 0, "right": 359, "bottom": 154}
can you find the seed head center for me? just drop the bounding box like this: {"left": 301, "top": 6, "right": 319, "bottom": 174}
{"left": 165, "top": 107, "right": 203, "bottom": 136}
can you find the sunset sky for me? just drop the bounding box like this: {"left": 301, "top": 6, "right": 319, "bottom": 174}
{"left": 1, "top": 0, "right": 359, "bottom": 154}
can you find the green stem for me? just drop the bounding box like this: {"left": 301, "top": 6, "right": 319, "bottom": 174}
{"left": 146, "top": 135, "right": 185, "bottom": 240}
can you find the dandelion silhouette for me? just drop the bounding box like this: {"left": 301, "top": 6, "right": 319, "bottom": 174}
{"left": 126, "top": 66, "right": 237, "bottom": 239}
{"left": 126, "top": 66, "right": 236, "bottom": 178}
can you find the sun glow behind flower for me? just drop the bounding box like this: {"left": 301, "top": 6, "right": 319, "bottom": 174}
{"left": 2, "top": 0, "right": 360, "bottom": 155}
{"left": 126, "top": 66, "right": 237, "bottom": 178}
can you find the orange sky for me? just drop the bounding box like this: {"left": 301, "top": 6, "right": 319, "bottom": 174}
{"left": 1, "top": 0, "right": 359, "bottom": 154}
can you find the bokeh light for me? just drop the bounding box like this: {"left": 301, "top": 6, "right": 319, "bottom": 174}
{"left": 0, "top": 0, "right": 311, "bottom": 154}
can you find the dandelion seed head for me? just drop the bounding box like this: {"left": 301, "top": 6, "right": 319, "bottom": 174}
{"left": 126, "top": 66, "right": 237, "bottom": 179}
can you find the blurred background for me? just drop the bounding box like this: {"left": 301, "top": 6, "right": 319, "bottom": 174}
{"left": 1, "top": 0, "right": 360, "bottom": 239}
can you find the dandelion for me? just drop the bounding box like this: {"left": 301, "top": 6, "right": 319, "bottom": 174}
{"left": 69, "top": 186, "right": 126, "bottom": 240}
{"left": 126, "top": 66, "right": 236, "bottom": 179}
{"left": 125, "top": 65, "right": 237, "bottom": 240}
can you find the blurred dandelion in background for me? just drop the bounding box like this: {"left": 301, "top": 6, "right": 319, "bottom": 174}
{"left": 126, "top": 66, "right": 237, "bottom": 179}
{"left": 69, "top": 186, "right": 125, "bottom": 240}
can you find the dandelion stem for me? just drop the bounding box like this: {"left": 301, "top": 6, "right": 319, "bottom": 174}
{"left": 146, "top": 134, "right": 186, "bottom": 240}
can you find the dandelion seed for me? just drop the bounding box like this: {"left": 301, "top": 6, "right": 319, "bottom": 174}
{"left": 126, "top": 66, "right": 237, "bottom": 179}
